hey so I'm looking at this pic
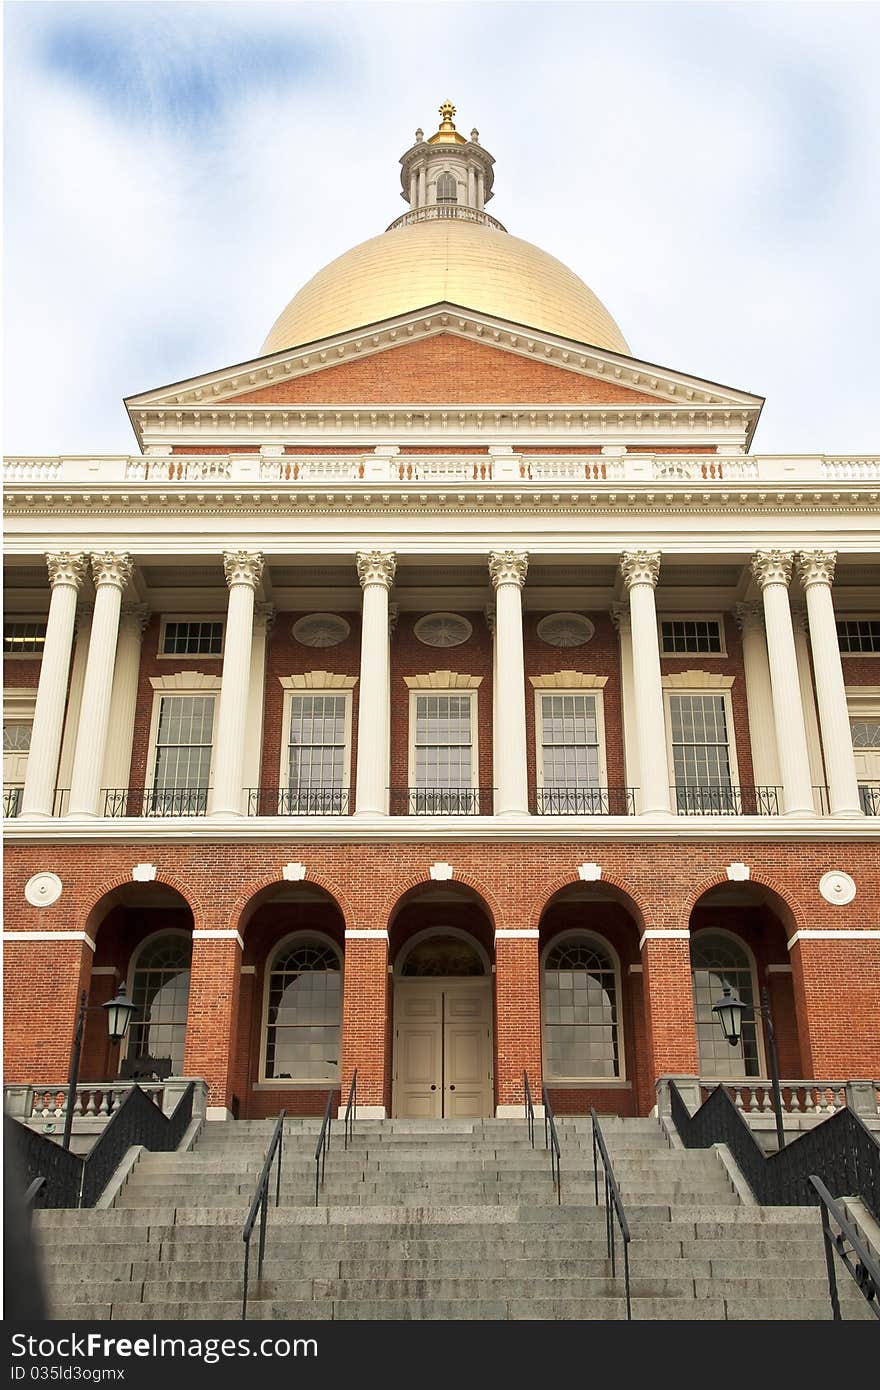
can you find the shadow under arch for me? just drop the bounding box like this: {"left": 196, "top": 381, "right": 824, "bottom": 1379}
{"left": 228, "top": 872, "right": 352, "bottom": 939}
{"left": 532, "top": 874, "right": 649, "bottom": 937}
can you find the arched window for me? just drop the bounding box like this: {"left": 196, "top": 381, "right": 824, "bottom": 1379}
{"left": 127, "top": 933, "right": 192, "bottom": 1072}
{"left": 436, "top": 172, "right": 457, "bottom": 204}
{"left": 691, "top": 931, "right": 761, "bottom": 1077}
{"left": 399, "top": 932, "right": 486, "bottom": 977}
{"left": 263, "top": 936, "right": 341, "bottom": 1082}
{"left": 542, "top": 935, "right": 621, "bottom": 1080}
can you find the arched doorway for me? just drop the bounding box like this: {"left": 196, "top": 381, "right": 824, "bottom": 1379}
{"left": 127, "top": 931, "right": 192, "bottom": 1074}
{"left": 389, "top": 883, "right": 495, "bottom": 1120}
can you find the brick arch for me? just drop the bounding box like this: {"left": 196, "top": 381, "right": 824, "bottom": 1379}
{"left": 381, "top": 872, "right": 502, "bottom": 934}
{"left": 228, "top": 872, "right": 353, "bottom": 937}
{"left": 529, "top": 872, "right": 649, "bottom": 934}
{"left": 83, "top": 871, "right": 204, "bottom": 937}
{"left": 682, "top": 872, "right": 806, "bottom": 936}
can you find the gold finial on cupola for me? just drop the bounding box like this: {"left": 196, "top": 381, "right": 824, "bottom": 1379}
{"left": 428, "top": 99, "right": 466, "bottom": 144}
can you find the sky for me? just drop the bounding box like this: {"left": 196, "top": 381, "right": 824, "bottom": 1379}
{"left": 4, "top": 0, "right": 880, "bottom": 455}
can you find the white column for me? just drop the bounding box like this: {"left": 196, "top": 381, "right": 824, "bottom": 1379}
{"left": 797, "top": 550, "right": 862, "bottom": 816}
{"left": 409, "top": 170, "right": 417, "bottom": 207}
{"left": 791, "top": 607, "right": 826, "bottom": 803}
{"left": 20, "top": 553, "right": 88, "bottom": 818}
{"left": 242, "top": 602, "right": 275, "bottom": 806}
{"left": 418, "top": 164, "right": 426, "bottom": 207}
{"left": 354, "top": 551, "right": 396, "bottom": 816}
{"left": 489, "top": 550, "right": 529, "bottom": 817}
{"left": 735, "top": 602, "right": 781, "bottom": 792}
{"left": 101, "top": 604, "right": 150, "bottom": 793}
{"left": 620, "top": 552, "right": 671, "bottom": 816}
{"left": 467, "top": 165, "right": 476, "bottom": 208}
{"left": 209, "top": 551, "right": 264, "bottom": 817}
{"left": 750, "top": 551, "right": 814, "bottom": 815}
{"left": 611, "top": 602, "right": 639, "bottom": 797}
{"left": 69, "top": 553, "right": 134, "bottom": 816}
{"left": 57, "top": 606, "right": 92, "bottom": 795}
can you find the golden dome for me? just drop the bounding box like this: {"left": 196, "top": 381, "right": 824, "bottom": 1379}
{"left": 261, "top": 217, "right": 630, "bottom": 357}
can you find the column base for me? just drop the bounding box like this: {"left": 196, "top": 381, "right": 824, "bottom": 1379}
{"left": 496, "top": 1103, "right": 544, "bottom": 1119}
{"left": 783, "top": 806, "right": 817, "bottom": 818}
{"left": 337, "top": 1105, "right": 386, "bottom": 1119}
{"left": 830, "top": 807, "right": 866, "bottom": 819}
{"left": 206, "top": 1106, "right": 234, "bottom": 1121}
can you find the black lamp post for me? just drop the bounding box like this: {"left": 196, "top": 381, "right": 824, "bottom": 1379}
{"left": 61, "top": 985, "right": 136, "bottom": 1150}
{"left": 711, "top": 981, "right": 786, "bottom": 1152}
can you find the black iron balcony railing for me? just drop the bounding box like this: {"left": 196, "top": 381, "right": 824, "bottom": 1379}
{"left": 102, "top": 787, "right": 209, "bottom": 817}
{"left": 247, "top": 787, "right": 350, "bottom": 816}
{"left": 859, "top": 784, "right": 880, "bottom": 817}
{"left": 673, "top": 784, "right": 781, "bottom": 816}
{"left": 535, "top": 787, "right": 637, "bottom": 816}
{"left": 390, "top": 786, "right": 493, "bottom": 816}
{"left": 3, "top": 787, "right": 23, "bottom": 817}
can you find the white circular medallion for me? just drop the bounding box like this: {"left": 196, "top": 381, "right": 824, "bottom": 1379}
{"left": 414, "top": 613, "right": 473, "bottom": 648}
{"left": 819, "top": 871, "right": 856, "bottom": 906}
{"left": 25, "top": 872, "right": 63, "bottom": 908}
{"left": 292, "top": 613, "right": 350, "bottom": 648}
{"left": 537, "top": 612, "right": 595, "bottom": 648}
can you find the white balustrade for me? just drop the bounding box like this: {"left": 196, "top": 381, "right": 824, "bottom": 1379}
{"left": 701, "top": 1080, "right": 848, "bottom": 1115}
{"left": 7, "top": 1082, "right": 166, "bottom": 1122}
{"left": 820, "top": 459, "right": 880, "bottom": 479}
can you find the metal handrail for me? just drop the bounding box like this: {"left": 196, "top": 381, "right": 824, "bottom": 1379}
{"left": 23, "top": 1177, "right": 46, "bottom": 1225}
{"left": 809, "top": 1175, "right": 880, "bottom": 1320}
{"left": 541, "top": 1085, "right": 561, "bottom": 1204}
{"left": 241, "top": 1110, "right": 285, "bottom": 1321}
{"left": 314, "top": 1090, "right": 334, "bottom": 1205}
{"left": 524, "top": 1071, "right": 535, "bottom": 1148}
{"left": 343, "top": 1070, "right": 357, "bottom": 1151}
{"left": 591, "top": 1108, "right": 632, "bottom": 1320}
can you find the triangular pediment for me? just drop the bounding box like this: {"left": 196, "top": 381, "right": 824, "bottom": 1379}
{"left": 125, "top": 303, "right": 763, "bottom": 449}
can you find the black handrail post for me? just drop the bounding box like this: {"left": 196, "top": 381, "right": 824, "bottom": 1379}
{"left": 818, "top": 1196, "right": 841, "bottom": 1320}
{"left": 523, "top": 1071, "right": 535, "bottom": 1148}
{"left": 591, "top": 1108, "right": 632, "bottom": 1319}
{"left": 592, "top": 1114, "right": 599, "bottom": 1206}
{"left": 761, "top": 984, "right": 787, "bottom": 1154}
{"left": 62, "top": 991, "right": 87, "bottom": 1151}
{"left": 241, "top": 1109, "right": 285, "bottom": 1322}
{"left": 343, "top": 1070, "right": 358, "bottom": 1151}
{"left": 275, "top": 1123, "right": 283, "bottom": 1207}
{"left": 241, "top": 1241, "right": 250, "bottom": 1322}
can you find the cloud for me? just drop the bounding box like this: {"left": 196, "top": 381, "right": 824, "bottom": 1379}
{"left": 4, "top": 1, "right": 879, "bottom": 454}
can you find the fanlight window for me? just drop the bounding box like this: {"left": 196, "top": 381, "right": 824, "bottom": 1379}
{"left": 543, "top": 938, "right": 620, "bottom": 1079}
{"left": 436, "top": 172, "right": 458, "bottom": 203}
{"left": 400, "top": 934, "right": 486, "bottom": 977}
{"left": 127, "top": 934, "right": 192, "bottom": 1073}
{"left": 691, "top": 933, "right": 760, "bottom": 1077}
{"left": 264, "top": 939, "right": 341, "bottom": 1081}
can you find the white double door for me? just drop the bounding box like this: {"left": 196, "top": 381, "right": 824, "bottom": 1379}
{"left": 393, "top": 978, "right": 494, "bottom": 1119}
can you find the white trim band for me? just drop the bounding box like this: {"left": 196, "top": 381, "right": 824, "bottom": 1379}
{"left": 639, "top": 929, "right": 691, "bottom": 951}
{"left": 344, "top": 930, "right": 390, "bottom": 940}
{"left": 495, "top": 929, "right": 540, "bottom": 939}
{"left": 192, "top": 930, "right": 244, "bottom": 948}
{"left": 3, "top": 931, "right": 96, "bottom": 951}
{"left": 787, "top": 930, "right": 880, "bottom": 949}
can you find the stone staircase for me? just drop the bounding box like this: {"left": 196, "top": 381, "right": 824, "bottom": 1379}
{"left": 33, "top": 1115, "right": 872, "bottom": 1320}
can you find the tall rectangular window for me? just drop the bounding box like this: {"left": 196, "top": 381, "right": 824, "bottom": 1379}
{"left": 660, "top": 618, "right": 723, "bottom": 654}
{"left": 287, "top": 694, "right": 348, "bottom": 813}
{"left": 151, "top": 695, "right": 214, "bottom": 814}
{"left": 669, "top": 692, "right": 733, "bottom": 812}
{"left": 537, "top": 693, "right": 605, "bottom": 813}
{"left": 410, "top": 692, "right": 477, "bottom": 812}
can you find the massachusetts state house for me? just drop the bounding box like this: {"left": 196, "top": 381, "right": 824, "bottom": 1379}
{"left": 4, "top": 105, "right": 878, "bottom": 1122}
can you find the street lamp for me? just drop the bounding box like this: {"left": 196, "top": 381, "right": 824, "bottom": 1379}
{"left": 62, "top": 985, "right": 137, "bottom": 1150}
{"left": 711, "top": 981, "right": 786, "bottom": 1152}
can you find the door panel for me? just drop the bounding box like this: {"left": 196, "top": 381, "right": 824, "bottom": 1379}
{"left": 393, "top": 978, "right": 494, "bottom": 1118}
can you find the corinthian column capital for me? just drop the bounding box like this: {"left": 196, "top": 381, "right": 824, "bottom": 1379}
{"left": 796, "top": 549, "right": 837, "bottom": 588}
{"left": 734, "top": 601, "right": 765, "bottom": 633}
{"left": 46, "top": 552, "right": 89, "bottom": 590}
{"left": 120, "top": 602, "right": 151, "bottom": 632}
{"left": 91, "top": 552, "right": 134, "bottom": 591}
{"left": 619, "top": 550, "right": 661, "bottom": 590}
{"left": 223, "top": 551, "right": 264, "bottom": 589}
{"left": 751, "top": 549, "right": 793, "bottom": 589}
{"left": 488, "top": 550, "right": 528, "bottom": 589}
{"left": 356, "top": 550, "right": 397, "bottom": 590}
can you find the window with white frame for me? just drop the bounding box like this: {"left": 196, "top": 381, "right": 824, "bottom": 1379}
{"left": 263, "top": 937, "right": 341, "bottom": 1082}
{"left": 3, "top": 722, "right": 32, "bottom": 752}
{"left": 436, "top": 172, "right": 457, "bottom": 203}
{"left": 667, "top": 691, "right": 736, "bottom": 812}
{"left": 837, "top": 619, "right": 880, "bottom": 654}
{"left": 3, "top": 621, "right": 47, "bottom": 656}
{"left": 409, "top": 691, "right": 478, "bottom": 813}
{"left": 159, "top": 619, "right": 224, "bottom": 657}
{"left": 285, "top": 692, "right": 350, "bottom": 813}
{"left": 542, "top": 935, "right": 622, "bottom": 1080}
{"left": 149, "top": 694, "right": 215, "bottom": 814}
{"left": 660, "top": 617, "right": 725, "bottom": 655}
{"left": 691, "top": 932, "right": 761, "bottom": 1078}
{"left": 535, "top": 691, "right": 607, "bottom": 814}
